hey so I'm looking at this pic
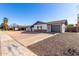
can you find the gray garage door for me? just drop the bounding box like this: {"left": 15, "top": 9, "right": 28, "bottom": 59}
{"left": 51, "top": 25, "right": 61, "bottom": 32}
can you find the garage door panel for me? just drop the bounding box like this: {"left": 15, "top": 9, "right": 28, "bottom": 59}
{"left": 51, "top": 25, "right": 60, "bottom": 32}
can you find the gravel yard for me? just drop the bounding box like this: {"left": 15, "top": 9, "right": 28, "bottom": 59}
{"left": 27, "top": 32, "right": 79, "bottom": 56}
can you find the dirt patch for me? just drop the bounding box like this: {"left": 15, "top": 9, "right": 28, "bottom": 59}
{"left": 27, "top": 32, "right": 79, "bottom": 56}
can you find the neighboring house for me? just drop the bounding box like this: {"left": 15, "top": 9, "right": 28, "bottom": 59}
{"left": 13, "top": 26, "right": 19, "bottom": 31}
{"left": 76, "top": 14, "right": 79, "bottom": 32}
{"left": 13, "top": 24, "right": 19, "bottom": 31}
{"left": 9, "top": 24, "right": 26, "bottom": 31}
{"left": 14, "top": 27, "right": 19, "bottom": 31}
{"left": 27, "top": 19, "right": 67, "bottom": 33}
{"left": 76, "top": 20, "right": 79, "bottom": 32}
{"left": 26, "top": 25, "right": 31, "bottom": 31}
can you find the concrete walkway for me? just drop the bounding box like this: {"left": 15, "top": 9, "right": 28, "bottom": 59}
{"left": 0, "top": 32, "right": 36, "bottom": 56}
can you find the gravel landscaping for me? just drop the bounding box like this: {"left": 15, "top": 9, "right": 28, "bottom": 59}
{"left": 27, "top": 32, "right": 79, "bottom": 56}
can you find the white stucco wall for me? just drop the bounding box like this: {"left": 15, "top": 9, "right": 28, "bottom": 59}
{"left": 33, "top": 24, "right": 48, "bottom": 30}
{"left": 32, "top": 27, "right": 34, "bottom": 31}
{"left": 47, "top": 25, "right": 51, "bottom": 32}
{"left": 60, "top": 24, "right": 66, "bottom": 33}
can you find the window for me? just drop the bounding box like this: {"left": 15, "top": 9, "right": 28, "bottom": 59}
{"left": 37, "top": 26, "right": 39, "bottom": 30}
{"left": 40, "top": 26, "right": 42, "bottom": 30}
{"left": 37, "top": 26, "right": 42, "bottom": 30}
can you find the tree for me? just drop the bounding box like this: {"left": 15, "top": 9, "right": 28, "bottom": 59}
{"left": 67, "top": 24, "right": 76, "bottom": 32}
{"left": 67, "top": 24, "right": 74, "bottom": 28}
{"left": 0, "top": 23, "right": 3, "bottom": 29}
{"left": 3, "top": 17, "right": 8, "bottom": 30}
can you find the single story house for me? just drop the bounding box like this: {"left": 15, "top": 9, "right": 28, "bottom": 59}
{"left": 26, "top": 20, "right": 68, "bottom": 33}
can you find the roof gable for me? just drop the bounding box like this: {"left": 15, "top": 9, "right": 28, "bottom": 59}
{"left": 34, "top": 21, "right": 47, "bottom": 25}
{"left": 31, "top": 21, "right": 48, "bottom": 27}
{"left": 48, "top": 19, "right": 68, "bottom": 25}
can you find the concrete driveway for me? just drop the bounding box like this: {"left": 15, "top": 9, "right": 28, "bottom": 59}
{"left": 6, "top": 31, "right": 54, "bottom": 47}
{"left": 0, "top": 31, "right": 37, "bottom": 56}
{"left": 0, "top": 31, "right": 54, "bottom": 56}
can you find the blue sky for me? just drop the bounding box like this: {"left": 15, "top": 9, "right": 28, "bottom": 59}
{"left": 0, "top": 3, "right": 78, "bottom": 25}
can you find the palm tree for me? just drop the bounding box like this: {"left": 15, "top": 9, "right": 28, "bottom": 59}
{"left": 3, "top": 17, "right": 8, "bottom": 30}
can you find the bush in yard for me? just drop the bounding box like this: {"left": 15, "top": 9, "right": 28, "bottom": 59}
{"left": 63, "top": 48, "right": 79, "bottom": 56}
{"left": 66, "top": 24, "right": 77, "bottom": 32}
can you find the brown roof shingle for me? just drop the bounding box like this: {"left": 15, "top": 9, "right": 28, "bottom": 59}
{"left": 48, "top": 19, "right": 68, "bottom": 25}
